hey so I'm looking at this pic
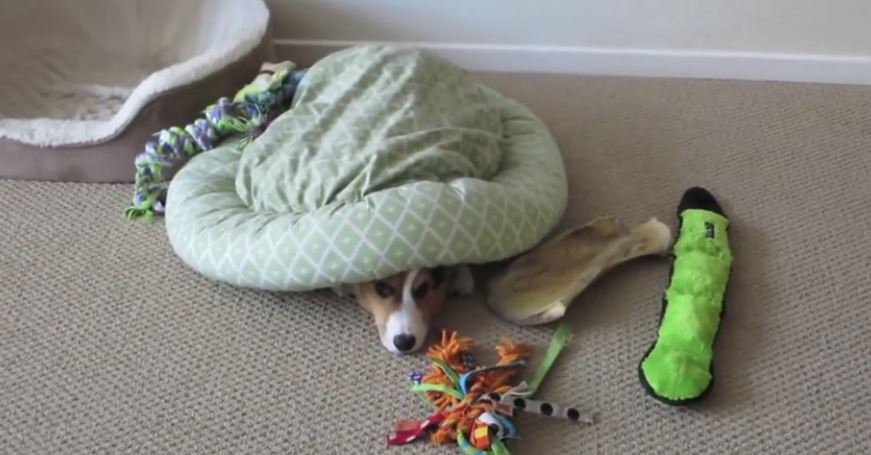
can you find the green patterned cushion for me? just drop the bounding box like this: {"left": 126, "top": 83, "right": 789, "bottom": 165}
{"left": 165, "top": 45, "right": 567, "bottom": 291}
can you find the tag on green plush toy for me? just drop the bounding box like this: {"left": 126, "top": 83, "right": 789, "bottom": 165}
{"left": 639, "top": 187, "right": 733, "bottom": 405}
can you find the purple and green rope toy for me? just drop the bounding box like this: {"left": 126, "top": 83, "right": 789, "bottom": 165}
{"left": 125, "top": 62, "right": 307, "bottom": 221}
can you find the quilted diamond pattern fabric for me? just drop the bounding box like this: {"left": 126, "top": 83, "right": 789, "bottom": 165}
{"left": 165, "top": 45, "right": 567, "bottom": 290}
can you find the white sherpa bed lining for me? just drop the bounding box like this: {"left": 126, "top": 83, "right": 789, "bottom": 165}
{"left": 0, "top": 0, "right": 269, "bottom": 147}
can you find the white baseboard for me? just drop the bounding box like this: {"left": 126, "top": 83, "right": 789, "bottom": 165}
{"left": 273, "top": 38, "right": 871, "bottom": 86}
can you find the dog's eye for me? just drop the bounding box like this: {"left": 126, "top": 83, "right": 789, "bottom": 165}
{"left": 374, "top": 282, "right": 395, "bottom": 299}
{"left": 430, "top": 267, "right": 447, "bottom": 288}
{"left": 412, "top": 282, "right": 430, "bottom": 300}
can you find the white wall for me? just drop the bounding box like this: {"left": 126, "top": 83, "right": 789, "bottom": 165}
{"left": 266, "top": 0, "right": 871, "bottom": 84}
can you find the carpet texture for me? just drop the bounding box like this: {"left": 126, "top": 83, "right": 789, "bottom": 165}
{"left": 2, "top": 73, "right": 871, "bottom": 454}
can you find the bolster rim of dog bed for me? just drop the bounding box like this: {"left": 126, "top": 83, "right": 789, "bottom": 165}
{"left": 0, "top": 0, "right": 270, "bottom": 183}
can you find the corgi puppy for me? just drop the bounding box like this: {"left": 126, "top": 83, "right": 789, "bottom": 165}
{"left": 336, "top": 266, "right": 474, "bottom": 354}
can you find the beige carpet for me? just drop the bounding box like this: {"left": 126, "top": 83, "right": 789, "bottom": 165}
{"left": 3, "top": 73, "right": 871, "bottom": 454}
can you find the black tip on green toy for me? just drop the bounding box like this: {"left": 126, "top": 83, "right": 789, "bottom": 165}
{"left": 677, "top": 186, "right": 724, "bottom": 216}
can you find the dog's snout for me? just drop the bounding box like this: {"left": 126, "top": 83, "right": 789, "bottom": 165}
{"left": 392, "top": 334, "right": 416, "bottom": 352}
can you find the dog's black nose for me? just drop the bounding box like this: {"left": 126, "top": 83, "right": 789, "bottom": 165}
{"left": 393, "top": 334, "right": 416, "bottom": 352}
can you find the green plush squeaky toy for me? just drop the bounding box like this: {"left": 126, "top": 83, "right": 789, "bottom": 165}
{"left": 639, "top": 187, "right": 733, "bottom": 405}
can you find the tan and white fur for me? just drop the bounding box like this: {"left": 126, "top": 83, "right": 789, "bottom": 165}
{"left": 336, "top": 266, "right": 474, "bottom": 354}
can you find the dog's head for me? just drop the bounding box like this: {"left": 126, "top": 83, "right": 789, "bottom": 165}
{"left": 356, "top": 267, "right": 449, "bottom": 354}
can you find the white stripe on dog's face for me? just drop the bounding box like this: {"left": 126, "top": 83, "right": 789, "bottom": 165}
{"left": 382, "top": 270, "right": 426, "bottom": 353}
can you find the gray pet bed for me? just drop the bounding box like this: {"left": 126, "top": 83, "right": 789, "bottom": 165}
{"left": 0, "top": 0, "right": 272, "bottom": 182}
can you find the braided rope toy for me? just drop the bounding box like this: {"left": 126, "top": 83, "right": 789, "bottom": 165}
{"left": 125, "top": 62, "right": 307, "bottom": 221}
{"left": 388, "top": 325, "right": 594, "bottom": 454}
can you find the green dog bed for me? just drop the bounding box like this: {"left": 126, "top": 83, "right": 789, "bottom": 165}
{"left": 165, "top": 45, "right": 567, "bottom": 291}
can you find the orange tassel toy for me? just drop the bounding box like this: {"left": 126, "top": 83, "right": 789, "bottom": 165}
{"left": 386, "top": 325, "right": 593, "bottom": 455}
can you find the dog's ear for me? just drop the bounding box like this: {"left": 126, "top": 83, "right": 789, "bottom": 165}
{"left": 430, "top": 266, "right": 447, "bottom": 288}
